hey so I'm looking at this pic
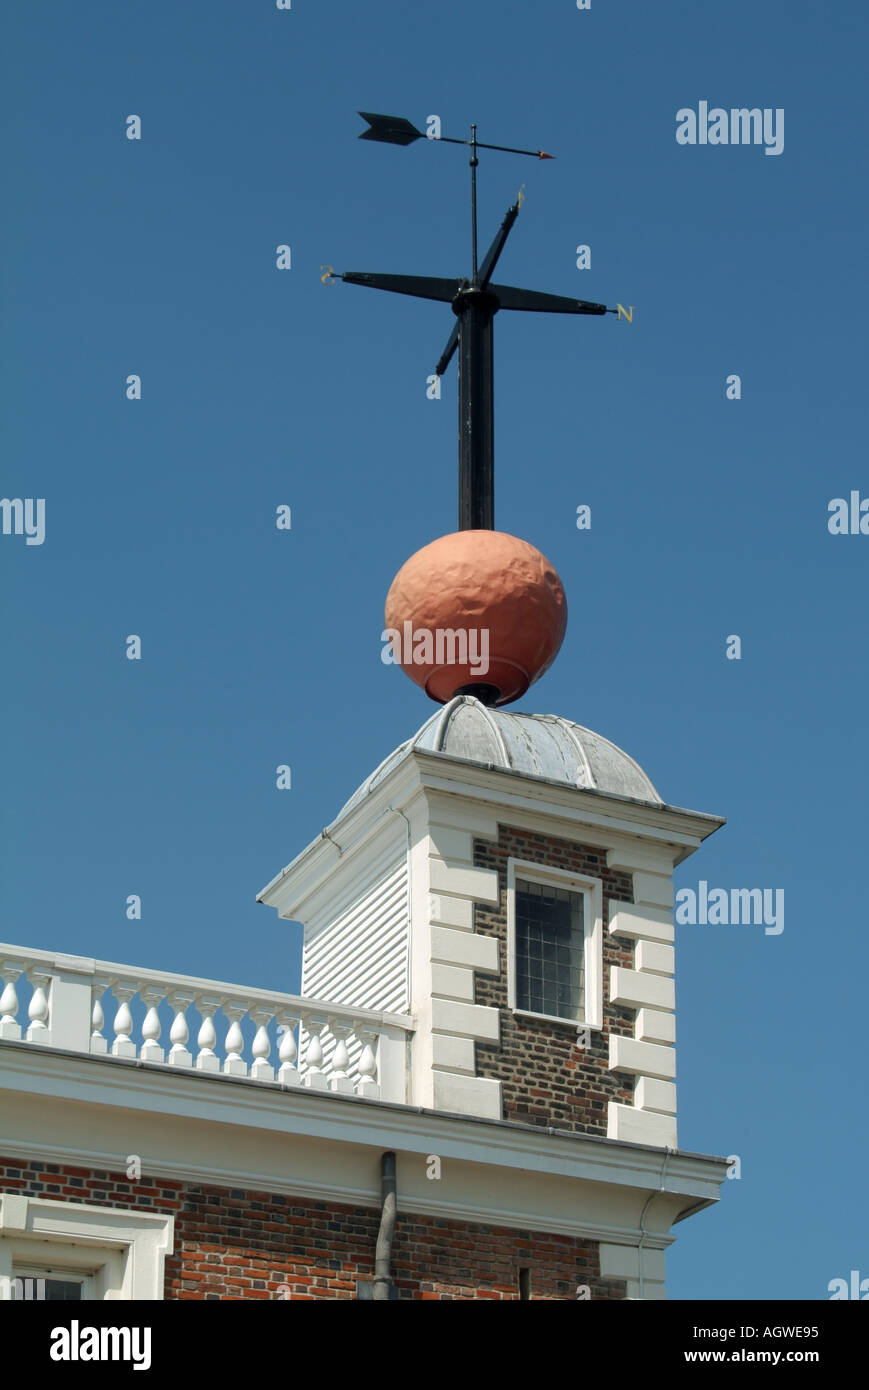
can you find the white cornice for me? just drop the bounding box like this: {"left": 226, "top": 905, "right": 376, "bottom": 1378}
{"left": 0, "top": 1130, "right": 685, "bottom": 1249}
{"left": 1, "top": 1044, "right": 726, "bottom": 1208}
{"left": 414, "top": 753, "right": 724, "bottom": 847}
{"left": 257, "top": 765, "right": 427, "bottom": 920}
{"left": 257, "top": 749, "right": 724, "bottom": 924}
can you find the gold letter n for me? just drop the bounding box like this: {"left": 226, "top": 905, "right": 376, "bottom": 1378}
{"left": 616, "top": 304, "right": 634, "bottom": 322}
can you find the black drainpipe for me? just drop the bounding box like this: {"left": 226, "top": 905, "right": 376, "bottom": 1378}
{"left": 372, "top": 1151, "right": 397, "bottom": 1300}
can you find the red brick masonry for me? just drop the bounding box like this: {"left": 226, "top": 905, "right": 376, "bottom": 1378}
{"left": 0, "top": 1158, "right": 627, "bottom": 1300}
{"left": 474, "top": 825, "right": 637, "bottom": 1135}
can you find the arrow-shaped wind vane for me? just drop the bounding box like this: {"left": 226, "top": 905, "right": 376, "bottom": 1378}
{"left": 358, "top": 111, "right": 555, "bottom": 160}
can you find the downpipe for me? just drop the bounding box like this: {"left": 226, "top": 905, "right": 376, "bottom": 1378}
{"left": 373, "top": 1151, "right": 397, "bottom": 1300}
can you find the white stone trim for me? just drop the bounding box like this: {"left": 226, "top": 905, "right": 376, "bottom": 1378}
{"left": 605, "top": 1237, "right": 670, "bottom": 1299}
{"left": 431, "top": 998, "right": 500, "bottom": 1042}
{"left": 430, "top": 964, "right": 475, "bottom": 1002}
{"left": 600, "top": 1241, "right": 666, "bottom": 1283}
{"left": 606, "top": 847, "right": 677, "bottom": 875}
{"left": 635, "top": 1078, "right": 677, "bottom": 1115}
{"left": 1, "top": 1046, "right": 723, "bottom": 1198}
{"left": 635, "top": 1008, "right": 676, "bottom": 1045}
{"left": 432, "top": 1034, "right": 476, "bottom": 1073}
{"left": 632, "top": 873, "right": 675, "bottom": 909}
{"left": 609, "top": 1035, "right": 676, "bottom": 1080}
{"left": 6, "top": 1256, "right": 100, "bottom": 1300}
{"left": 625, "top": 1278, "right": 666, "bottom": 1300}
{"left": 609, "top": 903, "right": 674, "bottom": 944}
{"left": 607, "top": 1102, "right": 677, "bottom": 1149}
{"left": 512, "top": 1010, "right": 602, "bottom": 1035}
{"left": 429, "top": 860, "right": 499, "bottom": 903}
{"left": 429, "top": 895, "right": 474, "bottom": 931}
{"left": 0, "top": 1194, "right": 173, "bottom": 1301}
{"left": 258, "top": 746, "right": 722, "bottom": 924}
{"left": 432, "top": 1071, "right": 502, "bottom": 1120}
{"left": 421, "top": 795, "right": 501, "bottom": 842}
{"left": 430, "top": 926, "right": 498, "bottom": 973}
{"left": 506, "top": 858, "right": 604, "bottom": 1030}
{"left": 427, "top": 825, "right": 475, "bottom": 864}
{"left": 610, "top": 967, "right": 675, "bottom": 1013}
{"left": 635, "top": 941, "right": 675, "bottom": 976}
{"left": 415, "top": 757, "right": 722, "bottom": 856}
{"left": 424, "top": 831, "right": 503, "bottom": 1113}
{"left": 0, "top": 1056, "right": 725, "bottom": 1271}
{"left": 266, "top": 787, "right": 419, "bottom": 925}
{"left": 0, "top": 1130, "right": 708, "bottom": 1244}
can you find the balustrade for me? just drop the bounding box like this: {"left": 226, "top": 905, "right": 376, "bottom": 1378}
{"left": 0, "top": 943, "right": 413, "bottom": 1105}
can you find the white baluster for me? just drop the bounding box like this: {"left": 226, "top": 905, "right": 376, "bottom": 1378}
{"left": 139, "top": 988, "right": 164, "bottom": 1063}
{"left": 222, "top": 1005, "right": 247, "bottom": 1076}
{"left": 249, "top": 1008, "right": 275, "bottom": 1082}
{"left": 26, "top": 974, "right": 51, "bottom": 1045}
{"left": 356, "top": 1029, "right": 379, "bottom": 1099}
{"left": 195, "top": 996, "right": 220, "bottom": 1072}
{"left": 303, "top": 1016, "right": 328, "bottom": 1090}
{"left": 0, "top": 969, "right": 22, "bottom": 1041}
{"left": 110, "top": 985, "right": 137, "bottom": 1058}
{"left": 329, "top": 1019, "right": 354, "bottom": 1095}
{"left": 90, "top": 992, "right": 108, "bottom": 1054}
{"left": 276, "top": 1017, "right": 300, "bottom": 1086}
{"left": 166, "top": 993, "right": 193, "bottom": 1067}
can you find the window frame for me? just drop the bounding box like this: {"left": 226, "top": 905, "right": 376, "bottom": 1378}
{"left": 0, "top": 1195, "right": 173, "bottom": 1301}
{"left": 12, "top": 1260, "right": 95, "bottom": 1300}
{"left": 506, "top": 857, "right": 603, "bottom": 1030}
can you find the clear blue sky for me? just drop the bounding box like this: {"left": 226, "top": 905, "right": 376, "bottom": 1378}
{"left": 2, "top": 0, "right": 867, "bottom": 1301}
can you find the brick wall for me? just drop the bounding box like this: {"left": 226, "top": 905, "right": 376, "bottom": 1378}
{"left": 0, "top": 1158, "right": 627, "bottom": 1300}
{"left": 474, "top": 824, "right": 636, "bottom": 1135}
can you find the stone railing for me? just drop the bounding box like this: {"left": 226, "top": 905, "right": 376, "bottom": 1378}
{"left": 0, "top": 943, "right": 414, "bottom": 1105}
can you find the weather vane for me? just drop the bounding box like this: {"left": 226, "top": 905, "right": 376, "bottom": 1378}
{"left": 325, "top": 111, "right": 631, "bottom": 710}
{"left": 328, "top": 111, "right": 626, "bottom": 531}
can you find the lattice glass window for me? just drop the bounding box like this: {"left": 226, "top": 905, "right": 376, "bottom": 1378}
{"left": 12, "top": 1267, "right": 88, "bottom": 1300}
{"left": 515, "top": 877, "right": 585, "bottom": 1020}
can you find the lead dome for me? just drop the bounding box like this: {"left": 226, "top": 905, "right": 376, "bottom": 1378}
{"left": 338, "top": 695, "right": 662, "bottom": 818}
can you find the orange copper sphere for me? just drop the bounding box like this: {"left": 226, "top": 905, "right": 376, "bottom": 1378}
{"left": 384, "top": 530, "right": 567, "bottom": 706}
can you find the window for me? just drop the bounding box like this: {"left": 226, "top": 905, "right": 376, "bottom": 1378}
{"left": 507, "top": 859, "right": 603, "bottom": 1029}
{"left": 12, "top": 1267, "right": 90, "bottom": 1300}
{"left": 0, "top": 1195, "right": 173, "bottom": 1301}
{"left": 515, "top": 879, "right": 585, "bottom": 1020}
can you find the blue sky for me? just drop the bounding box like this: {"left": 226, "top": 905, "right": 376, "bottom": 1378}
{"left": 2, "top": 0, "right": 867, "bottom": 1300}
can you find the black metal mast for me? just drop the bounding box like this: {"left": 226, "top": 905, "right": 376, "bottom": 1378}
{"left": 334, "top": 112, "right": 621, "bottom": 531}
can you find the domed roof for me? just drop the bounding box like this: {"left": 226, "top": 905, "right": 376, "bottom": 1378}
{"left": 338, "top": 695, "right": 662, "bottom": 818}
